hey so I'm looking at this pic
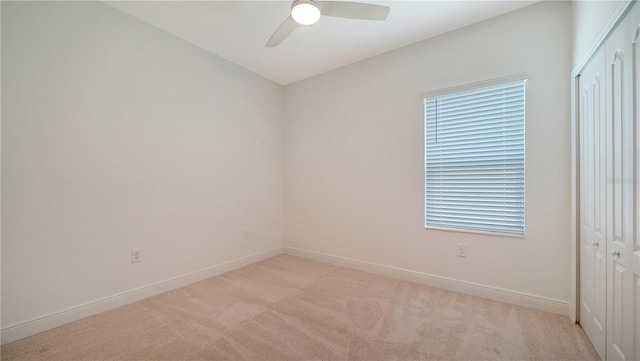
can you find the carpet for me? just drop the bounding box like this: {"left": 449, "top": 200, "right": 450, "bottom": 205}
{"left": 1, "top": 254, "right": 598, "bottom": 360}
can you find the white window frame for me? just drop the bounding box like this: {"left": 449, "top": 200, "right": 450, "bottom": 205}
{"left": 423, "top": 75, "right": 527, "bottom": 238}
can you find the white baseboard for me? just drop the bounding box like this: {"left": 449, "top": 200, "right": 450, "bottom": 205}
{"left": 3, "top": 245, "right": 570, "bottom": 345}
{"left": 1, "top": 246, "right": 284, "bottom": 345}
{"left": 284, "top": 246, "right": 570, "bottom": 316}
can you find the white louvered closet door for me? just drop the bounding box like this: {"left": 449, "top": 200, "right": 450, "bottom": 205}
{"left": 579, "top": 45, "right": 607, "bottom": 361}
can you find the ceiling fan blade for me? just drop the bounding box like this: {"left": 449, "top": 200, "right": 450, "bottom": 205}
{"left": 266, "top": 16, "right": 299, "bottom": 47}
{"left": 320, "top": 1, "right": 389, "bottom": 21}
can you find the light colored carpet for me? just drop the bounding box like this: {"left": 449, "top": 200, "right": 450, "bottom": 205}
{"left": 2, "top": 254, "right": 598, "bottom": 360}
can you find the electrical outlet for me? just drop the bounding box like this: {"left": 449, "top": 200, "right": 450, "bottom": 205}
{"left": 244, "top": 231, "right": 249, "bottom": 240}
{"left": 456, "top": 244, "right": 468, "bottom": 258}
{"left": 131, "top": 248, "right": 142, "bottom": 263}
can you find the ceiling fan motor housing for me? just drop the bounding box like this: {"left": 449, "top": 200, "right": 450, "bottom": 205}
{"left": 291, "top": 0, "right": 322, "bottom": 25}
{"left": 291, "top": 0, "right": 320, "bottom": 11}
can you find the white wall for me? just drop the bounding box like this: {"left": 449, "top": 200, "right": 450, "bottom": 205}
{"left": 572, "top": 0, "right": 630, "bottom": 71}
{"left": 284, "top": 1, "right": 572, "bottom": 304}
{"left": 1, "top": 1, "right": 283, "bottom": 334}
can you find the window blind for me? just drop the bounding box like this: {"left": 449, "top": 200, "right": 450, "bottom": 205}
{"left": 424, "top": 80, "right": 526, "bottom": 235}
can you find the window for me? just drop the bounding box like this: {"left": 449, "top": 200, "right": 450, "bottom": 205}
{"left": 424, "top": 79, "right": 526, "bottom": 236}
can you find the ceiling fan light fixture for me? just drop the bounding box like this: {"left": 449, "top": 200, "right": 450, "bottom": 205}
{"left": 291, "top": 0, "right": 321, "bottom": 25}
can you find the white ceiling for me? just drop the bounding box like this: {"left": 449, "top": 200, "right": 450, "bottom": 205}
{"left": 106, "top": 1, "right": 539, "bottom": 85}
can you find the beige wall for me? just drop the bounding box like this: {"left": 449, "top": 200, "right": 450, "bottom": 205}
{"left": 284, "top": 1, "right": 572, "bottom": 302}
{"left": 1, "top": 1, "right": 283, "bottom": 330}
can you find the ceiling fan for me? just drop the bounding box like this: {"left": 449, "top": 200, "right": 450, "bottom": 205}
{"left": 265, "top": 0, "right": 390, "bottom": 47}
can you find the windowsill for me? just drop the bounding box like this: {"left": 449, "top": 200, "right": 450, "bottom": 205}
{"left": 424, "top": 225, "right": 525, "bottom": 238}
